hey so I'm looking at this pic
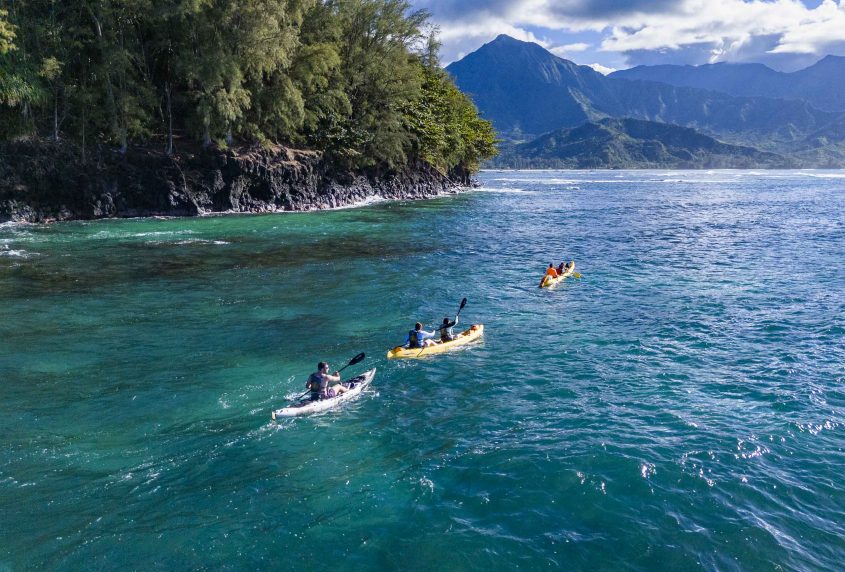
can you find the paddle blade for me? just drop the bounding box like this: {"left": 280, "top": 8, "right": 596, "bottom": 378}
{"left": 348, "top": 352, "right": 366, "bottom": 366}
{"left": 456, "top": 297, "right": 468, "bottom": 316}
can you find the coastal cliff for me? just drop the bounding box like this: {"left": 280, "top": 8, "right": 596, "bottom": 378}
{"left": 0, "top": 142, "right": 470, "bottom": 223}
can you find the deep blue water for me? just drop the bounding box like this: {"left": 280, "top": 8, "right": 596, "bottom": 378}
{"left": 1, "top": 170, "right": 844, "bottom": 570}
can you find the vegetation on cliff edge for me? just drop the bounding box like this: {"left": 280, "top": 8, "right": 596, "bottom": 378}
{"left": 0, "top": 0, "right": 496, "bottom": 173}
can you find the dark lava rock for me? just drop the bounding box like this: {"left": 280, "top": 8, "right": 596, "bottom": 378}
{"left": 0, "top": 141, "right": 469, "bottom": 223}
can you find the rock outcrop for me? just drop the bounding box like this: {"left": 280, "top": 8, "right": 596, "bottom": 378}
{"left": 0, "top": 141, "right": 468, "bottom": 223}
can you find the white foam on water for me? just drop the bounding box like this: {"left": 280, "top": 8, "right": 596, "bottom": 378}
{"left": 803, "top": 172, "right": 845, "bottom": 179}
{"left": 475, "top": 186, "right": 535, "bottom": 194}
{"left": 90, "top": 229, "right": 196, "bottom": 240}
{"left": 654, "top": 178, "right": 730, "bottom": 184}
{"left": 202, "top": 189, "right": 462, "bottom": 216}
{"left": 135, "top": 230, "right": 195, "bottom": 237}
{"left": 543, "top": 177, "right": 661, "bottom": 184}
{"left": 418, "top": 476, "right": 435, "bottom": 492}
{"left": 0, "top": 246, "right": 36, "bottom": 258}
{"left": 146, "top": 239, "right": 231, "bottom": 246}
{"left": 492, "top": 178, "right": 582, "bottom": 185}
{"left": 331, "top": 194, "right": 388, "bottom": 210}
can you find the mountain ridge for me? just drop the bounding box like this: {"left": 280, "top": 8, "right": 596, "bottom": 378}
{"left": 446, "top": 35, "right": 837, "bottom": 150}
{"left": 447, "top": 35, "right": 845, "bottom": 167}
{"left": 488, "top": 118, "right": 792, "bottom": 169}
{"left": 611, "top": 56, "right": 845, "bottom": 112}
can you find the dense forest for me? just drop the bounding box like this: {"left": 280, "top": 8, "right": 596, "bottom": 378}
{"left": 0, "top": 0, "right": 496, "bottom": 173}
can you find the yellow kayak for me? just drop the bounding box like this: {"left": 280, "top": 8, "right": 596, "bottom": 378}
{"left": 387, "top": 324, "right": 484, "bottom": 359}
{"left": 540, "top": 261, "right": 576, "bottom": 288}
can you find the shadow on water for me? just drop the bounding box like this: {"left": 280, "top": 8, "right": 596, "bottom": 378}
{"left": 0, "top": 234, "right": 440, "bottom": 300}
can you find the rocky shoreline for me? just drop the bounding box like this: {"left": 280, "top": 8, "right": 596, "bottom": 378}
{"left": 0, "top": 141, "right": 470, "bottom": 223}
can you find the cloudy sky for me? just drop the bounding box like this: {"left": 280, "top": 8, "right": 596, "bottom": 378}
{"left": 410, "top": 0, "right": 845, "bottom": 73}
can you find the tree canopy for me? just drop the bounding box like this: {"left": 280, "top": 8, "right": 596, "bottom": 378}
{"left": 0, "top": 0, "right": 496, "bottom": 173}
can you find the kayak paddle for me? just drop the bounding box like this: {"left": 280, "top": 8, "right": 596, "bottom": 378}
{"left": 456, "top": 297, "right": 468, "bottom": 318}
{"left": 418, "top": 298, "right": 467, "bottom": 357}
{"left": 292, "top": 352, "right": 366, "bottom": 401}
{"left": 338, "top": 352, "right": 366, "bottom": 373}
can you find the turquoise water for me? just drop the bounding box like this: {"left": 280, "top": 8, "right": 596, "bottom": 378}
{"left": 1, "top": 170, "right": 844, "bottom": 570}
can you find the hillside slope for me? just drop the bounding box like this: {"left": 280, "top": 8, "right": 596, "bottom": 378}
{"left": 446, "top": 35, "right": 837, "bottom": 152}
{"left": 488, "top": 118, "right": 792, "bottom": 169}
{"left": 611, "top": 56, "right": 845, "bottom": 113}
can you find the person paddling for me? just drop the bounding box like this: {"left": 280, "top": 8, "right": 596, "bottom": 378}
{"left": 406, "top": 322, "right": 437, "bottom": 349}
{"left": 556, "top": 262, "right": 566, "bottom": 276}
{"left": 439, "top": 315, "right": 459, "bottom": 342}
{"left": 306, "top": 361, "right": 349, "bottom": 401}
{"left": 540, "top": 263, "right": 558, "bottom": 287}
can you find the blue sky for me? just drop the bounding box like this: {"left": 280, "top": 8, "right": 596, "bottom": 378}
{"left": 410, "top": 0, "right": 845, "bottom": 72}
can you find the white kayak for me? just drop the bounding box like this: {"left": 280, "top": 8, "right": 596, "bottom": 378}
{"left": 271, "top": 368, "right": 376, "bottom": 418}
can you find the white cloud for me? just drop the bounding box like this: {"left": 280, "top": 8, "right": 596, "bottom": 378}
{"left": 598, "top": 0, "right": 831, "bottom": 55}
{"left": 768, "top": 0, "right": 845, "bottom": 54}
{"left": 423, "top": 0, "right": 845, "bottom": 68}
{"left": 434, "top": 16, "right": 552, "bottom": 64}
{"left": 550, "top": 43, "right": 591, "bottom": 58}
{"left": 587, "top": 63, "right": 617, "bottom": 75}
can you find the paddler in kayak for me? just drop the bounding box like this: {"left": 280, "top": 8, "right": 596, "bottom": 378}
{"left": 540, "top": 263, "right": 558, "bottom": 287}
{"left": 556, "top": 262, "right": 566, "bottom": 276}
{"left": 439, "top": 316, "right": 459, "bottom": 342}
{"left": 306, "top": 361, "right": 349, "bottom": 401}
{"left": 406, "top": 322, "right": 437, "bottom": 349}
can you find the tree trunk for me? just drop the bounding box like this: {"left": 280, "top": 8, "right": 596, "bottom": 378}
{"left": 89, "top": 8, "right": 120, "bottom": 151}
{"left": 52, "top": 91, "right": 59, "bottom": 142}
{"left": 81, "top": 107, "right": 86, "bottom": 164}
{"left": 165, "top": 81, "right": 173, "bottom": 156}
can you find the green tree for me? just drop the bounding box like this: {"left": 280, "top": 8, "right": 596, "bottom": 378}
{"left": 404, "top": 35, "right": 497, "bottom": 173}
{"left": 327, "top": 0, "right": 429, "bottom": 169}
{"left": 0, "top": 8, "right": 15, "bottom": 54}
{"left": 177, "top": 0, "right": 313, "bottom": 146}
{"left": 0, "top": 6, "right": 41, "bottom": 136}
{"left": 1, "top": 0, "right": 496, "bottom": 174}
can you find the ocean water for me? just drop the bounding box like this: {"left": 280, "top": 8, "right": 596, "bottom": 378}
{"left": 1, "top": 170, "right": 844, "bottom": 570}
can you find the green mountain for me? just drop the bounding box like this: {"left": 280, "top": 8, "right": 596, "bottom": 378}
{"left": 787, "top": 114, "right": 845, "bottom": 167}
{"left": 488, "top": 118, "right": 792, "bottom": 169}
{"left": 611, "top": 56, "right": 845, "bottom": 113}
{"left": 445, "top": 35, "right": 839, "bottom": 153}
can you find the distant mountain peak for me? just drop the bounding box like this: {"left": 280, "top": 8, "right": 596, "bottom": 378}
{"left": 477, "top": 34, "right": 572, "bottom": 62}
{"left": 811, "top": 54, "right": 845, "bottom": 67}
{"left": 612, "top": 55, "right": 845, "bottom": 112}
{"left": 482, "top": 34, "right": 557, "bottom": 58}
{"left": 445, "top": 35, "right": 609, "bottom": 136}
